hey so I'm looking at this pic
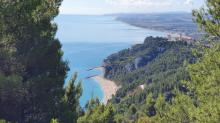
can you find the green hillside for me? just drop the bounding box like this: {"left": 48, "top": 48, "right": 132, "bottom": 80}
{"left": 102, "top": 37, "right": 197, "bottom": 121}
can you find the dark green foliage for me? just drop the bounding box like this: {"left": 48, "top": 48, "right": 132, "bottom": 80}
{"left": 1, "top": 0, "right": 219, "bottom": 122}
{"left": 105, "top": 37, "right": 194, "bottom": 87}
{"left": 0, "top": 0, "right": 73, "bottom": 122}
{"left": 193, "top": 0, "right": 220, "bottom": 37}
{"left": 78, "top": 98, "right": 116, "bottom": 123}
{"left": 58, "top": 73, "right": 83, "bottom": 123}
{"left": 130, "top": 1, "right": 220, "bottom": 122}
{"left": 79, "top": 1, "right": 220, "bottom": 122}
{"left": 106, "top": 39, "right": 220, "bottom": 123}
{"left": 148, "top": 43, "right": 220, "bottom": 123}
{"left": 103, "top": 37, "right": 196, "bottom": 121}
{"left": 0, "top": 74, "right": 24, "bottom": 121}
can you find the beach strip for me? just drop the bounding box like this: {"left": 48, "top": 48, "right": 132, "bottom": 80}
{"left": 91, "top": 67, "right": 119, "bottom": 104}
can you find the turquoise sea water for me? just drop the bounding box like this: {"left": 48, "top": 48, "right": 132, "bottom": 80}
{"left": 55, "top": 15, "right": 167, "bottom": 107}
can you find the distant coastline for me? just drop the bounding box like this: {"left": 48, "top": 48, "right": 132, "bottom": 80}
{"left": 115, "top": 13, "right": 205, "bottom": 39}
{"left": 91, "top": 67, "right": 119, "bottom": 105}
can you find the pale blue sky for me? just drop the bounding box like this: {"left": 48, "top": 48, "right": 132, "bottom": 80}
{"left": 60, "top": 0, "right": 205, "bottom": 15}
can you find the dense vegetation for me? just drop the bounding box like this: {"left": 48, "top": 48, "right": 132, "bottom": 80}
{"left": 102, "top": 36, "right": 196, "bottom": 122}
{"left": 79, "top": 0, "right": 220, "bottom": 122}
{"left": 130, "top": 42, "right": 220, "bottom": 123}
{"left": 77, "top": 98, "right": 116, "bottom": 123}
{"left": 104, "top": 37, "right": 195, "bottom": 85}
{"left": 0, "top": 0, "right": 220, "bottom": 123}
{"left": 0, "top": 0, "right": 82, "bottom": 123}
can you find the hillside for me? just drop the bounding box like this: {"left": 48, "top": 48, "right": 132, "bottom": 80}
{"left": 101, "top": 37, "right": 197, "bottom": 121}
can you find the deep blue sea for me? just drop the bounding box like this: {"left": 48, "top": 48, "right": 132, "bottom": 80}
{"left": 55, "top": 15, "right": 167, "bottom": 107}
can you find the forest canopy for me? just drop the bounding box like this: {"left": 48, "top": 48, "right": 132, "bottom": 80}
{"left": 0, "top": 0, "right": 220, "bottom": 123}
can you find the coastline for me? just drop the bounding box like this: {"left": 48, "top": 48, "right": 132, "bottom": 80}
{"left": 91, "top": 67, "right": 119, "bottom": 105}
{"left": 116, "top": 18, "right": 170, "bottom": 34}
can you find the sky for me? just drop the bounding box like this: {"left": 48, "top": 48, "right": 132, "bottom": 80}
{"left": 59, "top": 0, "right": 205, "bottom": 15}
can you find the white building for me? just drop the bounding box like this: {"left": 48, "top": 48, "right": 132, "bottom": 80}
{"left": 167, "top": 33, "right": 194, "bottom": 43}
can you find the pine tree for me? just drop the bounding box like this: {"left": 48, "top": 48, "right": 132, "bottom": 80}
{"left": 193, "top": 0, "right": 220, "bottom": 36}
{"left": 139, "top": 1, "right": 220, "bottom": 122}
{"left": 0, "top": 0, "right": 69, "bottom": 122}
{"left": 153, "top": 45, "right": 220, "bottom": 123}
{"left": 58, "top": 73, "right": 83, "bottom": 123}
{"left": 78, "top": 99, "right": 116, "bottom": 123}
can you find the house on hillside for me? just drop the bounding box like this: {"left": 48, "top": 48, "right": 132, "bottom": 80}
{"left": 167, "top": 33, "right": 194, "bottom": 44}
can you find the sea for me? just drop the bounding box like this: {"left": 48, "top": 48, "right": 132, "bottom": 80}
{"left": 55, "top": 15, "right": 167, "bottom": 107}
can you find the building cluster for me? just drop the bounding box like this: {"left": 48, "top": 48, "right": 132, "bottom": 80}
{"left": 167, "top": 33, "right": 194, "bottom": 44}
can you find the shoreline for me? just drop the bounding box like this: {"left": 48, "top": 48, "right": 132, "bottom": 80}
{"left": 116, "top": 19, "right": 170, "bottom": 35}
{"left": 91, "top": 67, "right": 119, "bottom": 105}
{"left": 116, "top": 18, "right": 202, "bottom": 40}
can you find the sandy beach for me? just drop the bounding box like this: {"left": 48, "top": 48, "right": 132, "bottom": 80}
{"left": 91, "top": 67, "right": 119, "bottom": 105}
